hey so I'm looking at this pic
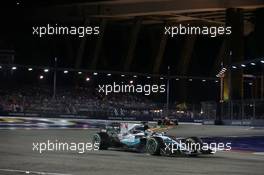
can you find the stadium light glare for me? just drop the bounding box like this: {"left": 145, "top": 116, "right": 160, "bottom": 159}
{"left": 86, "top": 77, "right": 90, "bottom": 81}
{"left": 130, "top": 80, "right": 134, "bottom": 84}
{"left": 215, "top": 80, "right": 219, "bottom": 83}
{"left": 249, "top": 82, "right": 253, "bottom": 86}
{"left": 121, "top": 74, "right": 125, "bottom": 77}
{"left": 39, "top": 75, "right": 44, "bottom": 79}
{"left": 241, "top": 64, "right": 246, "bottom": 68}
{"left": 64, "top": 70, "right": 68, "bottom": 74}
{"left": 250, "top": 62, "right": 256, "bottom": 66}
{"left": 147, "top": 76, "right": 151, "bottom": 79}
{"left": 160, "top": 77, "right": 164, "bottom": 80}
{"left": 44, "top": 69, "right": 49, "bottom": 72}
{"left": 28, "top": 68, "right": 33, "bottom": 71}
{"left": 0, "top": 66, "right": 2, "bottom": 69}
{"left": 107, "top": 73, "right": 111, "bottom": 76}
{"left": 202, "top": 79, "right": 206, "bottom": 82}
{"left": 261, "top": 60, "right": 264, "bottom": 64}
{"left": 232, "top": 66, "right": 237, "bottom": 69}
{"left": 12, "top": 66, "right": 17, "bottom": 70}
{"left": 78, "top": 71, "right": 82, "bottom": 75}
{"left": 189, "top": 79, "right": 192, "bottom": 81}
{"left": 176, "top": 78, "right": 179, "bottom": 81}
{"left": 133, "top": 75, "right": 137, "bottom": 78}
{"left": 93, "top": 72, "right": 98, "bottom": 75}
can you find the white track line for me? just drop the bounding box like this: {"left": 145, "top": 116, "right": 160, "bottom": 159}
{"left": 253, "top": 152, "right": 264, "bottom": 155}
{"left": 0, "top": 168, "right": 72, "bottom": 175}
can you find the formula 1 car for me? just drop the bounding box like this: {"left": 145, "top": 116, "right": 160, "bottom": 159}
{"left": 157, "top": 117, "right": 178, "bottom": 126}
{"left": 92, "top": 122, "right": 212, "bottom": 156}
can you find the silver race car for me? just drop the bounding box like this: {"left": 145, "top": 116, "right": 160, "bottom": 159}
{"left": 92, "top": 122, "right": 213, "bottom": 156}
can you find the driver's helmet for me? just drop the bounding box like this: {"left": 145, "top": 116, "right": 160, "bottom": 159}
{"left": 130, "top": 125, "right": 145, "bottom": 134}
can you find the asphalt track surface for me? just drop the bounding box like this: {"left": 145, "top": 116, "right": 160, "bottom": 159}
{"left": 0, "top": 124, "right": 264, "bottom": 175}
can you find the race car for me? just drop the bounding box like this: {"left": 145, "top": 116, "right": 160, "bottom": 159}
{"left": 157, "top": 117, "right": 178, "bottom": 126}
{"left": 92, "top": 122, "right": 213, "bottom": 156}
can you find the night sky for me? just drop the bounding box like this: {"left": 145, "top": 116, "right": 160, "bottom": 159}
{"left": 0, "top": 1, "right": 263, "bottom": 103}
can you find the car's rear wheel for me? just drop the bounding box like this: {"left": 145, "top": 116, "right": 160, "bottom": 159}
{"left": 185, "top": 137, "right": 203, "bottom": 152}
{"left": 186, "top": 137, "right": 212, "bottom": 154}
{"left": 92, "top": 132, "right": 110, "bottom": 150}
{"left": 146, "top": 137, "right": 163, "bottom": 155}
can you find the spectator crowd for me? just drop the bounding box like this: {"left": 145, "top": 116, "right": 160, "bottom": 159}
{"left": 0, "top": 86, "right": 160, "bottom": 117}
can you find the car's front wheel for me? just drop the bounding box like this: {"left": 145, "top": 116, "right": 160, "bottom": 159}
{"left": 92, "top": 132, "right": 110, "bottom": 150}
{"left": 146, "top": 137, "right": 163, "bottom": 155}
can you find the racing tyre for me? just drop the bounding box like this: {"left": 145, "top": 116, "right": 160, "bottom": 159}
{"left": 146, "top": 137, "right": 164, "bottom": 155}
{"left": 185, "top": 137, "right": 203, "bottom": 144}
{"left": 185, "top": 137, "right": 203, "bottom": 153}
{"left": 92, "top": 132, "right": 110, "bottom": 150}
{"left": 186, "top": 137, "right": 213, "bottom": 154}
